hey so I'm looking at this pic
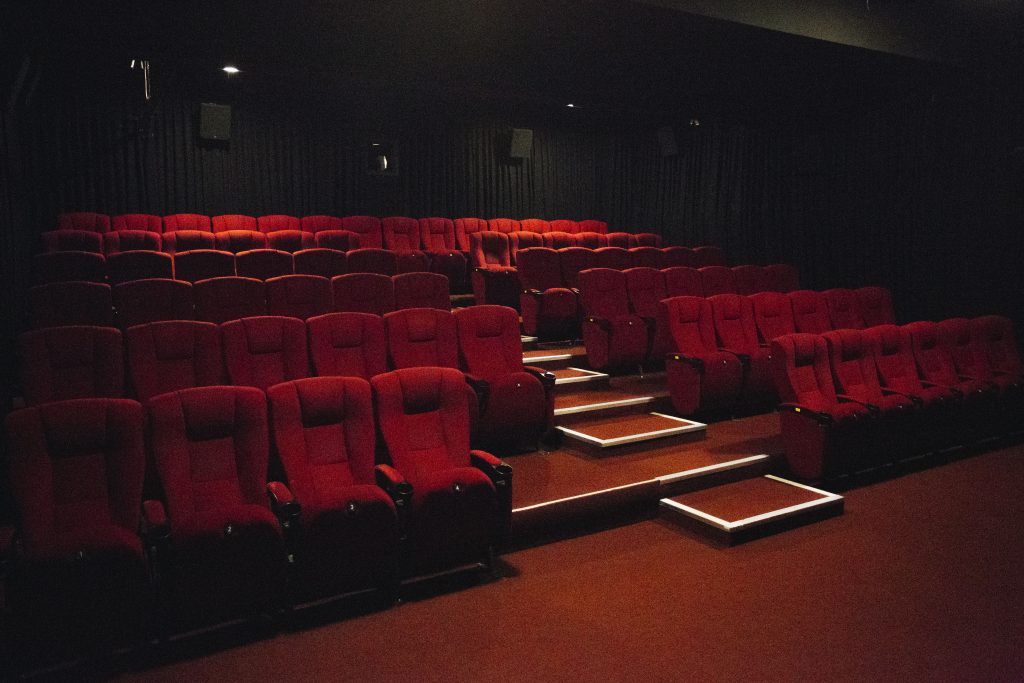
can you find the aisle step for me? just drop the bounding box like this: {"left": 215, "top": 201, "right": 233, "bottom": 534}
{"left": 551, "top": 367, "right": 609, "bottom": 387}
{"left": 557, "top": 411, "right": 705, "bottom": 448}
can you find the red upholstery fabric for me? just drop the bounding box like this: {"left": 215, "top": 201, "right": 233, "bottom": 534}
{"left": 469, "top": 232, "right": 512, "bottom": 269}
{"left": 308, "top": 312, "right": 387, "bottom": 379}
{"left": 972, "top": 315, "right": 1023, "bottom": 379}
{"left": 236, "top": 249, "right": 294, "bottom": 280}
{"left": 267, "top": 377, "right": 398, "bottom": 599}
{"left": 625, "top": 267, "right": 668, "bottom": 357}
{"left": 548, "top": 219, "right": 578, "bottom": 234}
{"left": 106, "top": 250, "right": 173, "bottom": 283}
{"left": 371, "top": 367, "right": 500, "bottom": 571}
{"left": 20, "top": 325, "right": 124, "bottom": 405}
{"left": 855, "top": 286, "right": 895, "bottom": 327}
{"left": 732, "top": 265, "right": 767, "bottom": 295}
{"left": 161, "top": 230, "right": 215, "bottom": 253}
{"left": 708, "top": 294, "right": 774, "bottom": 400}
{"left": 41, "top": 230, "right": 104, "bottom": 253}
{"left": 215, "top": 230, "right": 268, "bottom": 253}
{"left": 469, "top": 233, "right": 518, "bottom": 307}
{"left": 314, "top": 230, "right": 360, "bottom": 251}
{"left": 419, "top": 217, "right": 458, "bottom": 252}
{"left": 574, "top": 232, "right": 607, "bottom": 249}
{"left": 508, "top": 231, "right": 544, "bottom": 264}
{"left": 577, "top": 219, "right": 607, "bottom": 234}
{"left": 265, "top": 275, "right": 331, "bottom": 319}
{"left": 266, "top": 230, "right": 315, "bottom": 252}
{"left": 789, "top": 290, "right": 833, "bottom": 334}
{"left": 256, "top": 215, "right": 300, "bottom": 233}
{"left": 578, "top": 268, "right": 649, "bottom": 371}
{"left": 454, "top": 217, "right": 487, "bottom": 252}
{"left": 542, "top": 232, "right": 576, "bottom": 250}
{"left": 823, "top": 288, "right": 865, "bottom": 330}
{"left": 487, "top": 218, "right": 520, "bottom": 234}
{"left": 393, "top": 272, "right": 451, "bottom": 311}
{"left": 113, "top": 278, "right": 193, "bottom": 328}
{"left": 30, "top": 281, "right": 113, "bottom": 328}
{"left": 222, "top": 316, "right": 310, "bottom": 390}
{"left": 661, "top": 246, "right": 697, "bottom": 268}
{"left": 382, "top": 216, "right": 423, "bottom": 251}
{"left": 111, "top": 213, "right": 162, "bottom": 233}
{"left": 300, "top": 215, "right": 343, "bottom": 233}
{"left": 5, "top": 398, "right": 147, "bottom": 647}
{"left": 212, "top": 214, "right": 258, "bottom": 233}
{"left": 750, "top": 291, "right": 796, "bottom": 343}
{"left": 558, "top": 247, "right": 595, "bottom": 290}
{"left": 103, "top": 230, "right": 161, "bottom": 254}
{"left": 125, "top": 321, "right": 224, "bottom": 400}
{"left": 941, "top": 318, "right": 1019, "bottom": 395}
{"left": 332, "top": 273, "right": 395, "bottom": 315}
{"left": 699, "top": 266, "right": 737, "bottom": 296}
{"left": 763, "top": 263, "right": 799, "bottom": 293}
{"left": 629, "top": 247, "right": 663, "bottom": 269}
{"left": 630, "top": 233, "right": 662, "bottom": 247}
{"left": 593, "top": 246, "right": 631, "bottom": 271}
{"left": 455, "top": 305, "right": 551, "bottom": 451}
{"left": 147, "top": 386, "right": 286, "bottom": 628}
{"left": 294, "top": 248, "right": 347, "bottom": 278}
{"left": 824, "top": 329, "right": 913, "bottom": 415}
{"left": 520, "top": 218, "right": 551, "bottom": 234}
{"left": 174, "top": 250, "right": 236, "bottom": 282}
{"left": 395, "top": 250, "right": 431, "bottom": 274}
{"left": 342, "top": 215, "right": 383, "bottom": 248}
{"left": 57, "top": 212, "right": 110, "bottom": 233}
{"left": 33, "top": 251, "right": 105, "bottom": 284}
{"left": 693, "top": 245, "right": 727, "bottom": 267}
{"left": 162, "top": 214, "right": 211, "bottom": 233}
{"left": 663, "top": 266, "right": 703, "bottom": 297}
{"left": 518, "top": 248, "right": 578, "bottom": 339}
{"left": 193, "top": 276, "right": 267, "bottom": 324}
{"left": 661, "top": 296, "right": 743, "bottom": 414}
{"left": 347, "top": 248, "right": 398, "bottom": 276}
{"left": 604, "top": 232, "right": 632, "bottom": 248}
{"left": 385, "top": 308, "right": 459, "bottom": 369}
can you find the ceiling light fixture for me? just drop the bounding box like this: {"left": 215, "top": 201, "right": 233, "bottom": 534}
{"left": 222, "top": 65, "right": 240, "bottom": 74}
{"left": 566, "top": 103, "right": 576, "bottom": 108}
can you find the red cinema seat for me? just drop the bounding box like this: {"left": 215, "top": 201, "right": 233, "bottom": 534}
{"left": 519, "top": 219, "right": 550, "bottom": 234}
{"left": 294, "top": 248, "right": 347, "bottom": 278}
{"left": 33, "top": 251, "right": 105, "bottom": 284}
{"left": 57, "top": 212, "right": 111, "bottom": 233}
{"left": 382, "top": 216, "right": 430, "bottom": 273}
{"left": 455, "top": 305, "right": 554, "bottom": 452}
{"left": 578, "top": 220, "right": 607, "bottom": 234}
{"left": 629, "top": 246, "right": 663, "bottom": 269}
{"left": 942, "top": 317, "right": 1023, "bottom": 405}
{"left": 162, "top": 213, "right": 211, "bottom": 233}
{"left": 161, "top": 230, "right": 215, "bottom": 253}
{"left": 508, "top": 231, "right": 544, "bottom": 265}
{"left": 19, "top": 326, "right": 124, "bottom": 405}
{"left": 630, "top": 233, "right": 662, "bottom": 247}
{"left": 332, "top": 273, "right": 395, "bottom": 316}
{"left": 40, "top": 230, "right": 103, "bottom": 253}
{"left": 265, "top": 275, "right": 331, "bottom": 319}
{"left": 29, "top": 281, "right": 113, "bottom": 328}
{"left": 384, "top": 308, "right": 460, "bottom": 370}
{"left": 315, "top": 230, "right": 360, "bottom": 251}
{"left": 972, "top": 315, "right": 1023, "bottom": 385}
{"left": 823, "top": 288, "right": 865, "bottom": 330}
{"left": 104, "top": 230, "right": 161, "bottom": 254}
{"left": 558, "top": 247, "right": 595, "bottom": 290}
{"left": 418, "top": 217, "right": 468, "bottom": 293}
{"left": 661, "top": 296, "right": 743, "bottom": 415}
{"left": 749, "top": 291, "right": 797, "bottom": 344}
{"left": 215, "top": 230, "right": 268, "bottom": 253}
{"left": 763, "top": 263, "right": 799, "bottom": 293}
{"left": 125, "top": 321, "right": 224, "bottom": 400}
{"left": 267, "top": 230, "right": 315, "bottom": 253}
{"left": 193, "top": 276, "right": 267, "bottom": 324}
{"left": 625, "top": 267, "right": 669, "bottom": 359}
{"left": 693, "top": 246, "right": 726, "bottom": 267}
{"left": 518, "top": 248, "right": 578, "bottom": 340}
{"left": 548, "top": 220, "right": 578, "bottom": 234}
{"left": 454, "top": 217, "right": 488, "bottom": 253}
{"left": 221, "top": 316, "right": 310, "bottom": 390}
{"left": 308, "top": 312, "right": 387, "bottom": 379}
{"left": 300, "top": 215, "right": 343, "bottom": 234}
{"left": 574, "top": 232, "right": 607, "bottom": 249}
{"left": 661, "top": 246, "right": 697, "bottom": 268}
{"left": 393, "top": 272, "right": 451, "bottom": 311}
{"left": 605, "top": 232, "right": 632, "bottom": 248}
{"left": 267, "top": 377, "right": 399, "bottom": 601}
{"left": 106, "top": 251, "right": 174, "bottom": 284}
{"left": 593, "top": 246, "right": 631, "bottom": 271}
{"left": 699, "top": 266, "right": 737, "bottom": 296}
{"left": 906, "top": 321, "right": 999, "bottom": 423}
{"left": 212, "top": 214, "right": 258, "bottom": 233}
{"left": 4, "top": 399, "right": 146, "bottom": 653}
{"left": 347, "top": 248, "right": 398, "bottom": 276}
{"left": 257, "top": 214, "right": 300, "bottom": 233}
{"left": 769, "top": 333, "right": 872, "bottom": 481}
{"left": 236, "top": 249, "right": 294, "bottom": 280}
{"left": 173, "top": 250, "right": 236, "bottom": 282}
{"left": 111, "top": 213, "right": 162, "bottom": 233}
{"left": 709, "top": 294, "right": 774, "bottom": 401}
{"left": 487, "top": 218, "right": 520, "bottom": 234}
{"left": 663, "top": 266, "right": 703, "bottom": 297}
{"left": 469, "top": 232, "right": 519, "bottom": 308}
{"left": 342, "top": 215, "right": 383, "bottom": 248}
{"left": 855, "top": 286, "right": 896, "bottom": 327}
{"left": 732, "top": 265, "right": 767, "bottom": 295}
{"left": 372, "top": 367, "right": 511, "bottom": 573}
{"left": 146, "top": 386, "right": 287, "bottom": 630}
{"left": 789, "top": 290, "right": 833, "bottom": 334}
{"left": 578, "top": 268, "right": 649, "bottom": 371}
{"left": 113, "top": 279, "right": 193, "bottom": 328}
{"left": 542, "top": 232, "right": 576, "bottom": 250}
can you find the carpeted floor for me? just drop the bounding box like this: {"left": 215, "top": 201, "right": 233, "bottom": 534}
{"left": 120, "top": 442, "right": 1024, "bottom": 683}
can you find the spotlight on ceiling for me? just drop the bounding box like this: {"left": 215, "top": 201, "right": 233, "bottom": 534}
{"left": 222, "top": 65, "right": 240, "bottom": 75}
{"left": 566, "top": 103, "right": 576, "bottom": 108}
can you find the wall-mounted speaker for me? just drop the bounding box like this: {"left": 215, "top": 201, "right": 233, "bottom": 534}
{"left": 199, "top": 103, "right": 232, "bottom": 141}
{"left": 657, "top": 126, "right": 678, "bottom": 157}
{"left": 510, "top": 128, "right": 534, "bottom": 159}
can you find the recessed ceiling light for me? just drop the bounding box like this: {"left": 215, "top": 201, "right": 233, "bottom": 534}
{"left": 222, "top": 65, "right": 240, "bottom": 74}
{"left": 566, "top": 103, "right": 576, "bottom": 108}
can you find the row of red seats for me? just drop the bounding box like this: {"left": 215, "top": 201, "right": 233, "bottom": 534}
{"left": 30, "top": 273, "right": 451, "bottom": 329}
{"left": 19, "top": 306, "right": 554, "bottom": 454}
{"left": 769, "top": 318, "right": 1022, "bottom": 481}
{"left": 2, "top": 369, "right": 511, "bottom": 651}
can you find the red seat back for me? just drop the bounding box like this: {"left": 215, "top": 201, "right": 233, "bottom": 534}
{"left": 454, "top": 305, "right": 525, "bottom": 381}
{"left": 972, "top": 315, "right": 1022, "bottom": 377}
{"left": 113, "top": 279, "right": 193, "bottom": 328}
{"left": 558, "top": 247, "right": 595, "bottom": 290}
{"left": 112, "top": 214, "right": 162, "bottom": 233}
{"left": 162, "top": 214, "right": 211, "bottom": 233}
{"left": 709, "top": 294, "right": 760, "bottom": 354}
{"left": 863, "top": 324, "right": 925, "bottom": 395}
{"left": 790, "top": 290, "right": 833, "bottom": 334}
{"left": 57, "top": 212, "right": 110, "bottom": 233}
{"left": 593, "top": 247, "right": 631, "bottom": 270}
{"left": 518, "top": 248, "right": 565, "bottom": 292}
{"left": 235, "top": 249, "right": 294, "bottom": 280}
{"left": 385, "top": 308, "right": 459, "bottom": 369}
{"left": 342, "top": 215, "right": 383, "bottom": 249}
{"left": 294, "top": 248, "right": 347, "bottom": 278}
{"left": 20, "top": 325, "right": 124, "bottom": 405}
{"left": 769, "top": 333, "right": 838, "bottom": 410}
{"left": 418, "top": 217, "right": 458, "bottom": 253}
{"left": 520, "top": 219, "right": 550, "bottom": 234}
{"left": 855, "top": 286, "right": 895, "bottom": 327}
{"left": 33, "top": 251, "right": 106, "bottom": 284}
{"left": 578, "top": 268, "right": 631, "bottom": 319}
{"left": 487, "top": 218, "right": 520, "bottom": 234}
{"left": 125, "top": 321, "right": 224, "bottom": 400}
{"left": 732, "top": 265, "right": 766, "bottom": 295}
{"left": 454, "top": 217, "right": 487, "bottom": 252}
{"left": 331, "top": 273, "right": 395, "bottom": 315}
{"left": 265, "top": 275, "right": 331, "bottom": 319}
{"left": 823, "top": 288, "right": 865, "bottom": 330}
{"left": 41, "top": 230, "right": 104, "bottom": 253}
{"left": 469, "top": 232, "right": 512, "bottom": 269}
{"left": 29, "top": 281, "right": 113, "bottom": 328}
{"left": 823, "top": 328, "right": 884, "bottom": 403}
{"left": 905, "top": 321, "right": 960, "bottom": 387}
{"left": 660, "top": 296, "right": 718, "bottom": 356}
{"left": 215, "top": 230, "right": 268, "bottom": 253}
{"left": 173, "top": 250, "right": 236, "bottom": 283}
{"left": 104, "top": 230, "right": 161, "bottom": 254}
{"left": 300, "top": 215, "right": 343, "bottom": 233}
{"left": 624, "top": 267, "right": 667, "bottom": 319}
{"left": 193, "top": 276, "right": 267, "bottom": 324}
{"left": 663, "top": 266, "right": 703, "bottom": 297}
{"left": 749, "top": 291, "right": 796, "bottom": 343}
{"left": 393, "top": 272, "right": 451, "bottom": 311}
{"left": 549, "top": 220, "right": 578, "bottom": 234}
{"left": 382, "top": 216, "right": 423, "bottom": 252}
{"left": 161, "top": 230, "right": 215, "bottom": 253}
{"left": 266, "top": 230, "right": 315, "bottom": 252}
{"left": 106, "top": 251, "right": 174, "bottom": 284}
{"left": 212, "top": 214, "right": 258, "bottom": 233}
{"left": 308, "top": 312, "right": 387, "bottom": 379}
{"left": 347, "top": 248, "right": 398, "bottom": 276}
{"left": 699, "top": 266, "right": 737, "bottom": 296}
{"left": 661, "top": 246, "right": 696, "bottom": 268}
{"left": 221, "top": 316, "right": 310, "bottom": 390}
{"left": 257, "top": 215, "right": 300, "bottom": 233}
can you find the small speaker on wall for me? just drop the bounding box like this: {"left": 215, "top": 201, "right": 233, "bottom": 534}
{"left": 657, "top": 126, "right": 678, "bottom": 157}
{"left": 510, "top": 128, "right": 533, "bottom": 159}
{"left": 199, "top": 103, "right": 232, "bottom": 141}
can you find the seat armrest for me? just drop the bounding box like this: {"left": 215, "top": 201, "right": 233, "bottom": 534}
{"left": 375, "top": 464, "right": 414, "bottom": 514}
{"left": 836, "top": 394, "right": 880, "bottom": 415}
{"left": 267, "top": 481, "right": 302, "bottom": 529}
{"left": 667, "top": 352, "right": 704, "bottom": 371}
{"left": 522, "top": 288, "right": 544, "bottom": 298}
{"left": 464, "top": 372, "right": 491, "bottom": 413}
{"left": 777, "top": 402, "right": 834, "bottom": 424}
{"left": 585, "top": 315, "right": 611, "bottom": 332}
{"left": 719, "top": 347, "right": 750, "bottom": 364}
{"left": 141, "top": 499, "right": 171, "bottom": 552}
{"left": 882, "top": 388, "right": 923, "bottom": 407}
{"left": 523, "top": 365, "right": 556, "bottom": 390}
{"left": 471, "top": 450, "right": 513, "bottom": 490}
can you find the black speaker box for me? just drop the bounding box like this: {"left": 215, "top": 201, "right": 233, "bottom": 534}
{"left": 199, "top": 103, "right": 232, "bottom": 141}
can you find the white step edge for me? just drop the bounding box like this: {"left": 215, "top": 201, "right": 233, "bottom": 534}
{"left": 655, "top": 454, "right": 771, "bottom": 485}
{"left": 556, "top": 412, "right": 706, "bottom": 448}
{"left": 554, "top": 395, "right": 655, "bottom": 417}
{"left": 521, "top": 335, "right": 538, "bottom": 344}
{"left": 554, "top": 367, "right": 610, "bottom": 385}
{"left": 523, "top": 352, "right": 575, "bottom": 364}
